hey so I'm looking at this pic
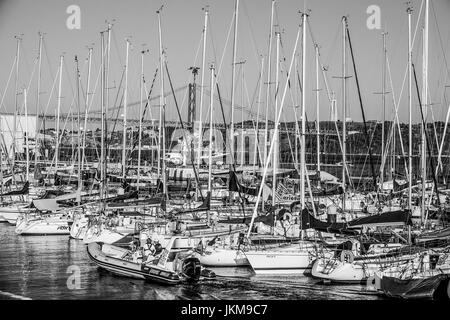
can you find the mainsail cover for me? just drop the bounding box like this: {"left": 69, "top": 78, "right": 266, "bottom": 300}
{"left": 348, "top": 209, "right": 412, "bottom": 227}
{"left": 298, "top": 208, "right": 358, "bottom": 235}
{"left": 218, "top": 212, "right": 275, "bottom": 226}
{"left": 228, "top": 171, "right": 258, "bottom": 196}
{"left": 311, "top": 185, "right": 343, "bottom": 197}
{"left": 297, "top": 208, "right": 411, "bottom": 234}
{"left": 107, "top": 196, "right": 163, "bottom": 208}
{"left": 0, "top": 181, "right": 29, "bottom": 196}
{"left": 415, "top": 227, "right": 450, "bottom": 247}
{"left": 104, "top": 191, "right": 139, "bottom": 203}
{"left": 173, "top": 193, "right": 211, "bottom": 215}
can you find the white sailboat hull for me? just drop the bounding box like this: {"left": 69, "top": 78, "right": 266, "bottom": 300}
{"left": 245, "top": 250, "right": 313, "bottom": 274}
{"left": 311, "top": 253, "right": 421, "bottom": 284}
{"left": 15, "top": 218, "right": 71, "bottom": 235}
{"left": 0, "top": 205, "right": 32, "bottom": 225}
{"left": 311, "top": 258, "right": 367, "bottom": 283}
{"left": 196, "top": 247, "right": 249, "bottom": 267}
{"left": 245, "top": 243, "right": 325, "bottom": 275}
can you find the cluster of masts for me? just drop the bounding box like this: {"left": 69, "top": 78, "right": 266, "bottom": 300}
{"left": 2, "top": 2, "right": 450, "bottom": 296}
{"left": 0, "top": 0, "right": 447, "bottom": 225}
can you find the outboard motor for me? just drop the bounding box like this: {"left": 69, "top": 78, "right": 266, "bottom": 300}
{"left": 181, "top": 257, "right": 202, "bottom": 282}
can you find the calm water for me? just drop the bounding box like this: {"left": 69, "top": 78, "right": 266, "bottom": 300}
{"left": 0, "top": 223, "right": 382, "bottom": 300}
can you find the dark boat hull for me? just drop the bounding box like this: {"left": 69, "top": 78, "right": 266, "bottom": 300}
{"left": 381, "top": 274, "right": 450, "bottom": 300}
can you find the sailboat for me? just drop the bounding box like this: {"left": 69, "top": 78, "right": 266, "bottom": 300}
{"left": 242, "top": 11, "right": 332, "bottom": 275}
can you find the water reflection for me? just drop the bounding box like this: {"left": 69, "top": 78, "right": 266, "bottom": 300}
{"left": 0, "top": 224, "right": 382, "bottom": 300}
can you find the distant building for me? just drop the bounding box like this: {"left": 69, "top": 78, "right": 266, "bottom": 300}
{"left": 0, "top": 114, "right": 39, "bottom": 159}
{"left": 168, "top": 121, "right": 275, "bottom": 167}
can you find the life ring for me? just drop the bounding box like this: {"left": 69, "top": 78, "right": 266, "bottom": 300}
{"left": 340, "top": 250, "right": 354, "bottom": 263}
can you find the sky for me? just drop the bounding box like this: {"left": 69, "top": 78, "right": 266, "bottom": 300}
{"left": 0, "top": 0, "right": 449, "bottom": 127}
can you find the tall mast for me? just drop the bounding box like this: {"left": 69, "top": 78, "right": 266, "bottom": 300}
{"left": 240, "top": 61, "right": 245, "bottom": 166}
{"left": 272, "top": 31, "right": 280, "bottom": 206}
{"left": 157, "top": 7, "right": 167, "bottom": 198}
{"left": 230, "top": 0, "right": 239, "bottom": 164}
{"left": 55, "top": 55, "right": 63, "bottom": 171}
{"left": 12, "top": 35, "right": 21, "bottom": 174}
{"left": 301, "top": 13, "right": 307, "bottom": 210}
{"left": 253, "top": 56, "right": 264, "bottom": 170}
{"left": 157, "top": 8, "right": 162, "bottom": 183}
{"left": 315, "top": 43, "right": 321, "bottom": 188}
{"left": 208, "top": 64, "right": 215, "bottom": 225}
{"left": 421, "top": 0, "right": 429, "bottom": 223}
{"left": 246, "top": 18, "right": 301, "bottom": 239}
{"left": 24, "top": 88, "right": 29, "bottom": 182}
{"left": 122, "top": 38, "right": 130, "bottom": 179}
{"left": 81, "top": 47, "right": 93, "bottom": 172}
{"left": 0, "top": 114, "right": 3, "bottom": 199}
{"left": 407, "top": 6, "right": 413, "bottom": 213}
{"left": 100, "top": 32, "right": 106, "bottom": 200}
{"left": 35, "top": 32, "right": 43, "bottom": 171}
{"left": 75, "top": 55, "right": 81, "bottom": 200}
{"left": 0, "top": 106, "right": 3, "bottom": 198}
{"left": 341, "top": 16, "right": 347, "bottom": 211}
{"left": 294, "top": 55, "right": 299, "bottom": 169}
{"left": 106, "top": 23, "right": 112, "bottom": 160}
{"left": 264, "top": 0, "right": 275, "bottom": 167}
{"left": 197, "top": 7, "right": 208, "bottom": 170}
{"left": 137, "top": 47, "right": 147, "bottom": 191}
{"left": 380, "top": 31, "right": 387, "bottom": 188}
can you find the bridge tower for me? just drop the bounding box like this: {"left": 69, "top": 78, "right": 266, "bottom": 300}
{"left": 187, "top": 67, "right": 199, "bottom": 129}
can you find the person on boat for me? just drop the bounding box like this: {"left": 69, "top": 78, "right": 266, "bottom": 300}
{"left": 154, "top": 241, "right": 163, "bottom": 255}
{"left": 142, "top": 237, "right": 157, "bottom": 264}
{"left": 129, "top": 239, "right": 142, "bottom": 263}
{"left": 174, "top": 220, "right": 186, "bottom": 234}
{"left": 221, "top": 195, "right": 228, "bottom": 206}
{"left": 210, "top": 211, "right": 219, "bottom": 231}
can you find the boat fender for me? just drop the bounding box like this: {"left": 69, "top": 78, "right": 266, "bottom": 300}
{"left": 340, "top": 250, "right": 354, "bottom": 263}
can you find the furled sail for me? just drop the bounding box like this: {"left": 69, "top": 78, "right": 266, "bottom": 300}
{"left": 172, "top": 192, "right": 211, "bottom": 215}
{"left": 228, "top": 171, "right": 258, "bottom": 196}
{"left": 297, "top": 208, "right": 411, "bottom": 234}
{"left": 0, "top": 181, "right": 29, "bottom": 196}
